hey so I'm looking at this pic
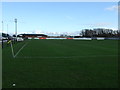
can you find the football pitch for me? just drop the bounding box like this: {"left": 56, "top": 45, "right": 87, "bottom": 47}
{"left": 2, "top": 39, "right": 118, "bottom": 88}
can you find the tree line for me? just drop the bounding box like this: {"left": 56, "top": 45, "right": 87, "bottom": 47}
{"left": 80, "top": 28, "right": 120, "bottom": 37}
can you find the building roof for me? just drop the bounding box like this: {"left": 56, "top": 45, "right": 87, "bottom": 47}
{"left": 18, "top": 34, "right": 48, "bottom": 37}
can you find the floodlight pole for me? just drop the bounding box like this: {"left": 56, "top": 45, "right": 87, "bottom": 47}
{"left": 7, "top": 24, "right": 8, "bottom": 35}
{"left": 15, "top": 18, "right": 17, "bottom": 40}
{"left": 1, "top": 21, "right": 3, "bottom": 48}
{"left": 2, "top": 21, "right": 3, "bottom": 33}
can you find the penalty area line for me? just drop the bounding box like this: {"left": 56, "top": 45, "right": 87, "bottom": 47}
{"left": 16, "top": 55, "right": 118, "bottom": 59}
{"left": 14, "top": 42, "right": 28, "bottom": 58}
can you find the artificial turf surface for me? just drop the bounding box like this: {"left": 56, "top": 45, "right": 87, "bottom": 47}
{"left": 2, "top": 39, "right": 118, "bottom": 88}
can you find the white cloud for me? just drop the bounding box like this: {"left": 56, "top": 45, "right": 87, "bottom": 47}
{"left": 81, "top": 22, "right": 112, "bottom": 27}
{"left": 0, "top": 30, "right": 7, "bottom": 33}
{"left": 29, "top": 30, "right": 81, "bottom": 36}
{"left": 65, "top": 16, "right": 74, "bottom": 20}
{"left": 109, "top": 28, "right": 118, "bottom": 31}
{"left": 105, "top": 5, "right": 120, "bottom": 12}
{"left": 6, "top": 27, "right": 118, "bottom": 36}
{"left": 32, "top": 30, "right": 44, "bottom": 34}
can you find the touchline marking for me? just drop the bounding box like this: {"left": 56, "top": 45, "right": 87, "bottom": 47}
{"left": 14, "top": 43, "right": 28, "bottom": 58}
{"left": 10, "top": 42, "right": 15, "bottom": 57}
{"left": 16, "top": 55, "right": 118, "bottom": 59}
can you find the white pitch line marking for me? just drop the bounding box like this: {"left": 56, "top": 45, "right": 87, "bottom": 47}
{"left": 10, "top": 42, "right": 15, "bottom": 57}
{"left": 14, "top": 42, "right": 28, "bottom": 58}
{"left": 16, "top": 55, "right": 118, "bottom": 59}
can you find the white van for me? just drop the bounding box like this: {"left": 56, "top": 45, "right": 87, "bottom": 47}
{"left": 17, "top": 37, "right": 24, "bottom": 41}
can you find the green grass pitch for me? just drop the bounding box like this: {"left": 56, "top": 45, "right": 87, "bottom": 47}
{"left": 2, "top": 39, "right": 118, "bottom": 88}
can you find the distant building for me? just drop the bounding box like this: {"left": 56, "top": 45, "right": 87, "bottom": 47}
{"left": 1, "top": 33, "right": 12, "bottom": 40}
{"left": 18, "top": 34, "right": 48, "bottom": 38}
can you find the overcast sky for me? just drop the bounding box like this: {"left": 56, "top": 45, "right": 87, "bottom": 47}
{"left": 1, "top": 2, "right": 118, "bottom": 35}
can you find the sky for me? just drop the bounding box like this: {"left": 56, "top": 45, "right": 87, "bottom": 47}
{"left": 1, "top": 2, "right": 118, "bottom": 36}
